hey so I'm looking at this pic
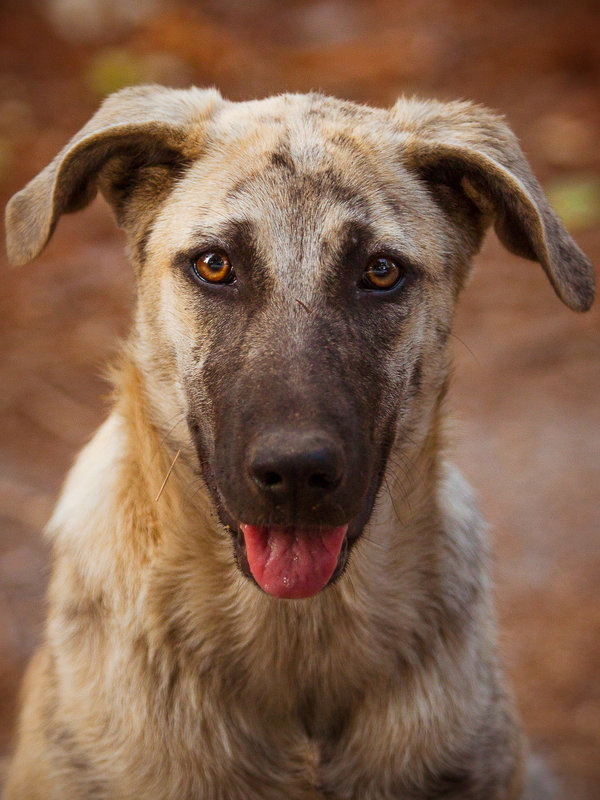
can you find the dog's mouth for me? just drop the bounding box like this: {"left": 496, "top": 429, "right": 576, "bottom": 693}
{"left": 238, "top": 523, "right": 349, "bottom": 599}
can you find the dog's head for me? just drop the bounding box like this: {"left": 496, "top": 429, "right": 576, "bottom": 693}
{"left": 6, "top": 87, "right": 594, "bottom": 599}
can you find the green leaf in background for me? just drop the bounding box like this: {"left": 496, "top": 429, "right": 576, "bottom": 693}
{"left": 545, "top": 175, "right": 600, "bottom": 232}
{"left": 86, "top": 49, "right": 148, "bottom": 96}
{"left": 85, "top": 49, "right": 192, "bottom": 97}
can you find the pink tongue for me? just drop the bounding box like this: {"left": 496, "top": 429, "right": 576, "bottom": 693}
{"left": 240, "top": 524, "right": 348, "bottom": 599}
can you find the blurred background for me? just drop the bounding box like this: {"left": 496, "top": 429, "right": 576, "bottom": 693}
{"left": 0, "top": 0, "right": 598, "bottom": 795}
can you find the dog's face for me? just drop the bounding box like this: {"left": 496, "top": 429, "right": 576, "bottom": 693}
{"left": 143, "top": 99, "right": 464, "bottom": 598}
{"left": 6, "top": 87, "right": 594, "bottom": 599}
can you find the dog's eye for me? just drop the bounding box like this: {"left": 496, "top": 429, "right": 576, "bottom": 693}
{"left": 192, "top": 251, "right": 235, "bottom": 285}
{"left": 361, "top": 257, "right": 404, "bottom": 291}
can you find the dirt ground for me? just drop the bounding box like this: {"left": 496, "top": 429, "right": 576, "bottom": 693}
{"left": 0, "top": 0, "right": 599, "bottom": 796}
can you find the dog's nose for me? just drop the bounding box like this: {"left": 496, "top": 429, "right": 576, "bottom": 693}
{"left": 247, "top": 429, "right": 344, "bottom": 499}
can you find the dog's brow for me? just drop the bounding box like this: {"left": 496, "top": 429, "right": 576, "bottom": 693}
{"left": 186, "top": 217, "right": 256, "bottom": 250}
{"left": 226, "top": 171, "right": 264, "bottom": 201}
{"left": 321, "top": 220, "right": 374, "bottom": 264}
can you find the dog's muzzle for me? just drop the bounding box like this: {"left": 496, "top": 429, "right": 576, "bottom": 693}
{"left": 199, "top": 419, "right": 374, "bottom": 599}
{"left": 237, "top": 428, "right": 348, "bottom": 598}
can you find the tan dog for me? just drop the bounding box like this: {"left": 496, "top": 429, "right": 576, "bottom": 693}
{"left": 3, "top": 87, "right": 594, "bottom": 799}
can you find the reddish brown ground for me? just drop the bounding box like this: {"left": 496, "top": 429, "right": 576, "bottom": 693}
{"left": 0, "top": 1, "right": 599, "bottom": 796}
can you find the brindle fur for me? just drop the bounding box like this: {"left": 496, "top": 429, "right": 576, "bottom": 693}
{"left": 3, "top": 86, "right": 594, "bottom": 799}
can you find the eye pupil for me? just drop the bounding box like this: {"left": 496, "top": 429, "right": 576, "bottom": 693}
{"left": 372, "top": 258, "right": 394, "bottom": 279}
{"left": 363, "top": 257, "right": 402, "bottom": 290}
{"left": 207, "top": 254, "right": 224, "bottom": 271}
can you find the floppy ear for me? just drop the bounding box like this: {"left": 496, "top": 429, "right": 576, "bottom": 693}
{"left": 392, "top": 98, "right": 595, "bottom": 312}
{"left": 5, "top": 84, "right": 223, "bottom": 266}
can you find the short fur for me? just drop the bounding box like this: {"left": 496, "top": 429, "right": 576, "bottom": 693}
{"left": 3, "top": 87, "right": 595, "bottom": 800}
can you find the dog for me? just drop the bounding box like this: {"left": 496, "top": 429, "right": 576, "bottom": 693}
{"left": 3, "top": 86, "right": 594, "bottom": 799}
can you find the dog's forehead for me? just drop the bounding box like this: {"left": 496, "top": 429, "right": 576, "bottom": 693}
{"left": 215, "top": 93, "right": 384, "bottom": 159}
{"left": 152, "top": 94, "right": 448, "bottom": 285}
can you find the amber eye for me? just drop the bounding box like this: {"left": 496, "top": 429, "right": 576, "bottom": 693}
{"left": 193, "top": 251, "right": 235, "bottom": 284}
{"left": 362, "top": 256, "right": 403, "bottom": 291}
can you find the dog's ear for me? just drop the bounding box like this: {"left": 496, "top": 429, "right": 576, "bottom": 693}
{"left": 5, "top": 85, "right": 222, "bottom": 266}
{"left": 393, "top": 98, "right": 595, "bottom": 311}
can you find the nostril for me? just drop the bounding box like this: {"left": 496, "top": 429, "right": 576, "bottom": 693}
{"left": 260, "top": 470, "right": 282, "bottom": 488}
{"left": 249, "top": 463, "right": 285, "bottom": 490}
{"left": 308, "top": 471, "right": 340, "bottom": 491}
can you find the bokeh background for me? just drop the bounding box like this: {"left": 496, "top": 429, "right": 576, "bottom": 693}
{"left": 0, "top": 0, "right": 599, "bottom": 795}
